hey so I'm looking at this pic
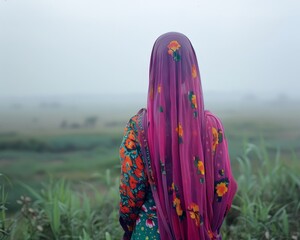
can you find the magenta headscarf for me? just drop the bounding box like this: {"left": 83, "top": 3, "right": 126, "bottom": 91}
{"left": 138, "top": 32, "right": 238, "bottom": 239}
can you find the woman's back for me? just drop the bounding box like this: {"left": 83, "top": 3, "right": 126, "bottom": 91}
{"left": 119, "top": 32, "right": 237, "bottom": 240}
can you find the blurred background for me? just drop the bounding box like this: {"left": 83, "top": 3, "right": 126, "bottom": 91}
{"left": 0, "top": 0, "right": 299, "bottom": 239}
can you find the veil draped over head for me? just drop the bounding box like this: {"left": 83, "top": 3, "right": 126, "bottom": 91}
{"left": 140, "top": 32, "right": 238, "bottom": 239}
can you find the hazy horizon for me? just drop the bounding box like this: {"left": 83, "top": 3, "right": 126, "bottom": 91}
{"left": 1, "top": 0, "right": 300, "bottom": 100}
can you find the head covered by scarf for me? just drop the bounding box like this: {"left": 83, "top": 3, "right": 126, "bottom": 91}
{"left": 139, "top": 32, "right": 238, "bottom": 239}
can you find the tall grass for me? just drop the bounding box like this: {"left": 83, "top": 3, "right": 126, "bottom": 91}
{"left": 0, "top": 141, "right": 299, "bottom": 239}
{"left": 0, "top": 172, "right": 122, "bottom": 240}
{"left": 222, "top": 141, "right": 300, "bottom": 239}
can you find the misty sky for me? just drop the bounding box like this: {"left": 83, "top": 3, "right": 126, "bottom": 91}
{"left": 0, "top": 0, "right": 299, "bottom": 99}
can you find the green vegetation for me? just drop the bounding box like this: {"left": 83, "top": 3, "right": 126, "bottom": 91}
{"left": 223, "top": 141, "right": 300, "bottom": 239}
{"left": 1, "top": 141, "right": 299, "bottom": 239}
{"left": 0, "top": 106, "right": 299, "bottom": 239}
{"left": 0, "top": 173, "right": 120, "bottom": 240}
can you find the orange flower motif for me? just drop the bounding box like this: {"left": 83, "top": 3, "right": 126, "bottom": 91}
{"left": 176, "top": 123, "right": 183, "bottom": 137}
{"left": 173, "top": 197, "right": 183, "bottom": 216}
{"left": 129, "top": 176, "right": 138, "bottom": 189}
{"left": 193, "top": 156, "right": 204, "bottom": 175}
{"left": 207, "top": 229, "right": 214, "bottom": 239}
{"left": 149, "top": 86, "right": 154, "bottom": 99}
{"left": 212, "top": 127, "right": 219, "bottom": 152}
{"left": 188, "top": 202, "right": 201, "bottom": 227}
{"left": 125, "top": 138, "right": 136, "bottom": 150}
{"left": 191, "top": 94, "right": 197, "bottom": 109}
{"left": 128, "top": 199, "right": 135, "bottom": 207}
{"left": 167, "top": 40, "right": 181, "bottom": 61}
{"left": 197, "top": 160, "right": 205, "bottom": 175}
{"left": 126, "top": 185, "right": 135, "bottom": 199}
{"left": 176, "top": 123, "right": 183, "bottom": 143}
{"left": 167, "top": 40, "right": 181, "bottom": 55}
{"left": 120, "top": 203, "right": 130, "bottom": 214}
{"left": 158, "top": 84, "right": 161, "bottom": 93}
{"left": 128, "top": 130, "right": 135, "bottom": 141}
{"left": 215, "top": 182, "right": 228, "bottom": 197}
{"left": 135, "top": 156, "right": 144, "bottom": 170}
{"left": 134, "top": 167, "right": 143, "bottom": 178}
{"left": 192, "top": 65, "right": 197, "bottom": 78}
{"left": 188, "top": 91, "right": 197, "bottom": 109}
{"left": 120, "top": 147, "right": 125, "bottom": 159}
{"left": 122, "top": 155, "right": 133, "bottom": 172}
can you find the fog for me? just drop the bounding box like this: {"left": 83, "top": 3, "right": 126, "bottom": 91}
{"left": 1, "top": 0, "right": 300, "bottom": 101}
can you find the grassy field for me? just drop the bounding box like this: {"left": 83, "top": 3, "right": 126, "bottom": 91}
{"left": 0, "top": 98, "right": 299, "bottom": 239}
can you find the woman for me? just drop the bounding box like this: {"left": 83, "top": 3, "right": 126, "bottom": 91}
{"left": 119, "top": 32, "right": 238, "bottom": 240}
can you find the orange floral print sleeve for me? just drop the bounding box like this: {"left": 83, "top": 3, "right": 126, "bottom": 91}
{"left": 119, "top": 115, "right": 148, "bottom": 240}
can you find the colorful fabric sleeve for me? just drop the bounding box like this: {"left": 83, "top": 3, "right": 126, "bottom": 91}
{"left": 119, "top": 115, "right": 149, "bottom": 240}
{"left": 205, "top": 111, "right": 238, "bottom": 237}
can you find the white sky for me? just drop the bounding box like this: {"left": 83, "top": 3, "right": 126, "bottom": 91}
{"left": 0, "top": 0, "right": 299, "bottom": 99}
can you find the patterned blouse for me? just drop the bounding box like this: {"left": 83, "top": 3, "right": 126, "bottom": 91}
{"left": 119, "top": 114, "right": 160, "bottom": 240}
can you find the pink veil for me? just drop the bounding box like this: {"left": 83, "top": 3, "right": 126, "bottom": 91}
{"left": 137, "top": 32, "right": 237, "bottom": 239}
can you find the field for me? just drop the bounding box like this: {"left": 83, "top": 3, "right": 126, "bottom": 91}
{"left": 0, "top": 96, "right": 299, "bottom": 239}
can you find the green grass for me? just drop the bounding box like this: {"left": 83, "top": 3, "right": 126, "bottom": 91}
{"left": 222, "top": 141, "right": 300, "bottom": 239}
{"left": 0, "top": 106, "right": 299, "bottom": 239}
{"left": 1, "top": 175, "right": 121, "bottom": 240}
{"left": 0, "top": 141, "right": 299, "bottom": 239}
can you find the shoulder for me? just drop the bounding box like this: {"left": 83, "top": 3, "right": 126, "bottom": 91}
{"left": 204, "top": 110, "right": 227, "bottom": 141}
{"left": 125, "top": 114, "right": 139, "bottom": 137}
{"left": 204, "top": 110, "right": 224, "bottom": 129}
{"left": 205, "top": 110, "right": 220, "bottom": 123}
{"left": 124, "top": 108, "right": 147, "bottom": 135}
